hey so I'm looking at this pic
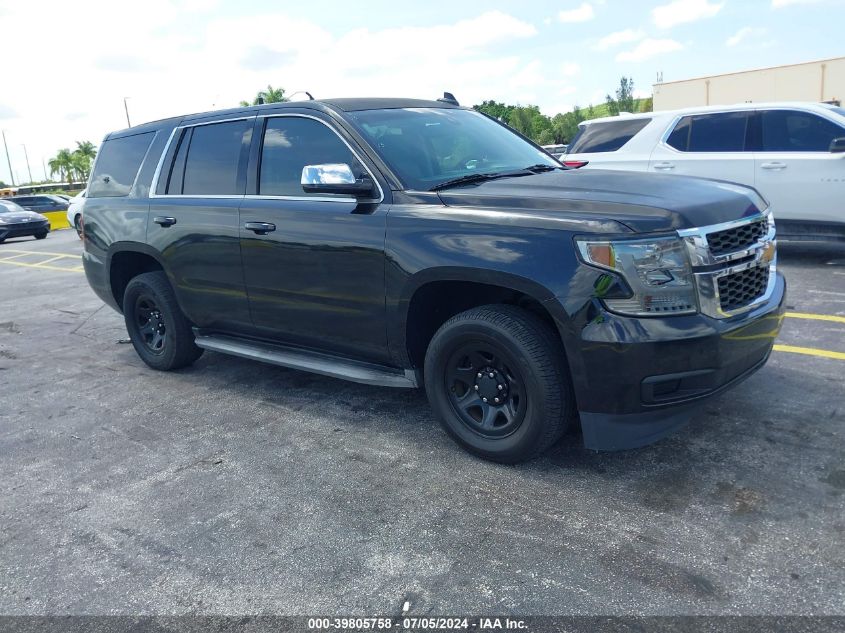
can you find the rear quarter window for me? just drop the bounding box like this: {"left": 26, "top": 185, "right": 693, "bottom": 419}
{"left": 568, "top": 118, "right": 651, "bottom": 154}
{"left": 89, "top": 132, "right": 155, "bottom": 198}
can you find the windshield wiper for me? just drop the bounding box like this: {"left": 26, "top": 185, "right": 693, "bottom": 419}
{"left": 429, "top": 164, "right": 562, "bottom": 192}
{"left": 523, "top": 163, "right": 561, "bottom": 173}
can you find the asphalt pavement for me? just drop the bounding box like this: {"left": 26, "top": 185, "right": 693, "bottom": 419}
{"left": 0, "top": 230, "right": 843, "bottom": 617}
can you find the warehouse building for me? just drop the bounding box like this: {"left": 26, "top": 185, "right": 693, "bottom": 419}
{"left": 653, "top": 56, "right": 843, "bottom": 111}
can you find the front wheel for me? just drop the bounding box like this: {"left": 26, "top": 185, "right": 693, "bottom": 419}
{"left": 424, "top": 304, "right": 575, "bottom": 463}
{"left": 35, "top": 232, "right": 47, "bottom": 240}
{"left": 73, "top": 215, "right": 83, "bottom": 238}
{"left": 122, "top": 271, "right": 203, "bottom": 371}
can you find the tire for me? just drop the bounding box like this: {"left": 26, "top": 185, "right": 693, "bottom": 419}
{"left": 73, "top": 215, "right": 82, "bottom": 238}
{"left": 35, "top": 232, "right": 47, "bottom": 240}
{"left": 424, "top": 304, "right": 575, "bottom": 464}
{"left": 122, "top": 271, "right": 203, "bottom": 371}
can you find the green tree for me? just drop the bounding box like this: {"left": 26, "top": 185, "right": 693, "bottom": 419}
{"left": 473, "top": 100, "right": 516, "bottom": 124}
{"left": 48, "top": 149, "right": 75, "bottom": 183}
{"left": 70, "top": 140, "right": 97, "bottom": 181}
{"left": 240, "top": 85, "right": 288, "bottom": 107}
{"left": 606, "top": 76, "right": 635, "bottom": 116}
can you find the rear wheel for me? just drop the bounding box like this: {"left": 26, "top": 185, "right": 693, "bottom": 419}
{"left": 73, "top": 215, "right": 82, "bottom": 238}
{"left": 122, "top": 271, "right": 203, "bottom": 371}
{"left": 34, "top": 232, "right": 47, "bottom": 240}
{"left": 424, "top": 304, "right": 575, "bottom": 463}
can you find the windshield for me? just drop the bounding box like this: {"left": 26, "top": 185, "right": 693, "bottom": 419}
{"left": 348, "top": 108, "right": 559, "bottom": 191}
{"left": 0, "top": 200, "right": 24, "bottom": 213}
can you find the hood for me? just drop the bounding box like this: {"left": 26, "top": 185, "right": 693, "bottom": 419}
{"left": 436, "top": 169, "right": 768, "bottom": 233}
{"left": 0, "top": 211, "right": 48, "bottom": 224}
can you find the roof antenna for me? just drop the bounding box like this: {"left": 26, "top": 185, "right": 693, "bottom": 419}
{"left": 437, "top": 92, "right": 459, "bottom": 106}
{"left": 289, "top": 90, "right": 315, "bottom": 101}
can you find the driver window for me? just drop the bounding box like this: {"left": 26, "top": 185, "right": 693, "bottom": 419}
{"left": 259, "top": 117, "right": 358, "bottom": 196}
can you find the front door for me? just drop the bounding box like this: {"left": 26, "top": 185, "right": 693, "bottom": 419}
{"left": 238, "top": 114, "right": 391, "bottom": 365}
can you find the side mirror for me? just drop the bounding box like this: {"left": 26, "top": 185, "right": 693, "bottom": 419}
{"left": 830, "top": 138, "right": 845, "bottom": 153}
{"left": 301, "top": 163, "right": 375, "bottom": 197}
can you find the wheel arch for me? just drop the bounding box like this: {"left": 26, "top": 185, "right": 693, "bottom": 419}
{"left": 106, "top": 242, "right": 167, "bottom": 313}
{"left": 394, "top": 267, "right": 573, "bottom": 371}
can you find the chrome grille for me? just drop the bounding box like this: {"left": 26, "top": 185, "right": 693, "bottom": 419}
{"left": 678, "top": 210, "right": 776, "bottom": 319}
{"left": 717, "top": 266, "right": 770, "bottom": 312}
{"left": 707, "top": 219, "right": 767, "bottom": 256}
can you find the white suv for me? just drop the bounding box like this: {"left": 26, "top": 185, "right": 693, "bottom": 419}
{"left": 564, "top": 102, "right": 845, "bottom": 242}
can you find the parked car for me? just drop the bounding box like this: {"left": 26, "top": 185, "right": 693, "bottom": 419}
{"left": 81, "top": 96, "right": 784, "bottom": 463}
{"left": 564, "top": 102, "right": 845, "bottom": 242}
{"left": 9, "top": 194, "right": 69, "bottom": 214}
{"left": 66, "top": 189, "right": 86, "bottom": 237}
{"left": 0, "top": 199, "right": 50, "bottom": 242}
{"left": 541, "top": 143, "right": 568, "bottom": 159}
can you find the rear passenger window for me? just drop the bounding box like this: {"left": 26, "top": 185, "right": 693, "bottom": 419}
{"left": 259, "top": 117, "right": 357, "bottom": 196}
{"left": 568, "top": 118, "right": 651, "bottom": 154}
{"left": 667, "top": 112, "right": 748, "bottom": 152}
{"left": 761, "top": 110, "right": 845, "bottom": 152}
{"left": 181, "top": 120, "right": 251, "bottom": 195}
{"left": 89, "top": 132, "right": 155, "bottom": 198}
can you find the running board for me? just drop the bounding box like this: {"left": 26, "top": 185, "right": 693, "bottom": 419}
{"left": 193, "top": 332, "right": 418, "bottom": 388}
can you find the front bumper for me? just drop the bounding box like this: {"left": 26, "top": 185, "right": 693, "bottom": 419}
{"left": 0, "top": 220, "right": 50, "bottom": 240}
{"left": 561, "top": 271, "right": 786, "bottom": 451}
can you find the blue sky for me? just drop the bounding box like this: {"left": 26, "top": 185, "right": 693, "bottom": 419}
{"left": 0, "top": 0, "right": 843, "bottom": 184}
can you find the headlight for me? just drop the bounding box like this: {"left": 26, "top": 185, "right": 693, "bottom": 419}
{"left": 576, "top": 235, "right": 697, "bottom": 316}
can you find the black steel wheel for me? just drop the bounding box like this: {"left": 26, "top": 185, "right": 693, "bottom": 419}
{"left": 123, "top": 271, "right": 203, "bottom": 371}
{"left": 444, "top": 343, "right": 527, "bottom": 438}
{"left": 35, "top": 232, "right": 47, "bottom": 240}
{"left": 424, "top": 304, "right": 575, "bottom": 463}
{"left": 74, "top": 215, "right": 83, "bottom": 238}
{"left": 134, "top": 294, "right": 167, "bottom": 355}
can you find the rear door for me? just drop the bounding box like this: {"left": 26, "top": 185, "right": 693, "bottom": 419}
{"left": 148, "top": 117, "right": 254, "bottom": 331}
{"left": 752, "top": 108, "right": 845, "bottom": 224}
{"left": 238, "top": 113, "right": 391, "bottom": 364}
{"left": 649, "top": 111, "right": 756, "bottom": 188}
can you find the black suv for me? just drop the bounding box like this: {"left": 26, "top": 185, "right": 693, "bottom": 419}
{"left": 81, "top": 97, "right": 785, "bottom": 463}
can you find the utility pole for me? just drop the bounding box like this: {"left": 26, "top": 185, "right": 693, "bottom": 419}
{"left": 124, "top": 97, "right": 131, "bottom": 127}
{"left": 42, "top": 157, "right": 48, "bottom": 181}
{"left": 21, "top": 145, "right": 33, "bottom": 184}
{"left": 2, "top": 130, "right": 14, "bottom": 186}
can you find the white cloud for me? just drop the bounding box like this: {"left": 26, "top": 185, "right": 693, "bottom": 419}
{"left": 772, "top": 0, "right": 827, "bottom": 5}
{"left": 558, "top": 3, "right": 595, "bottom": 23}
{"left": 560, "top": 62, "right": 581, "bottom": 76}
{"left": 616, "top": 38, "right": 684, "bottom": 62}
{"left": 594, "top": 29, "right": 645, "bottom": 50}
{"left": 0, "top": 4, "right": 549, "bottom": 184}
{"left": 726, "top": 26, "right": 767, "bottom": 46}
{"left": 652, "top": 0, "right": 724, "bottom": 29}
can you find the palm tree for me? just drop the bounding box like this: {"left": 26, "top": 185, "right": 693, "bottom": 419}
{"left": 71, "top": 141, "right": 97, "bottom": 181}
{"left": 240, "top": 85, "right": 288, "bottom": 107}
{"left": 48, "top": 149, "right": 75, "bottom": 184}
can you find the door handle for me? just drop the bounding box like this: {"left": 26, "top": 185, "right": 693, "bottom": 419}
{"left": 653, "top": 162, "right": 675, "bottom": 170}
{"left": 761, "top": 162, "right": 787, "bottom": 170}
{"left": 244, "top": 221, "right": 276, "bottom": 235}
{"left": 153, "top": 216, "right": 177, "bottom": 227}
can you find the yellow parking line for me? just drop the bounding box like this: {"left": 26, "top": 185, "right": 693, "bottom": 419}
{"left": 0, "top": 248, "right": 81, "bottom": 259}
{"left": 0, "top": 259, "right": 84, "bottom": 273}
{"left": 774, "top": 344, "right": 845, "bottom": 361}
{"left": 32, "top": 255, "right": 67, "bottom": 266}
{"left": 0, "top": 252, "right": 36, "bottom": 261}
{"left": 785, "top": 312, "right": 845, "bottom": 325}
